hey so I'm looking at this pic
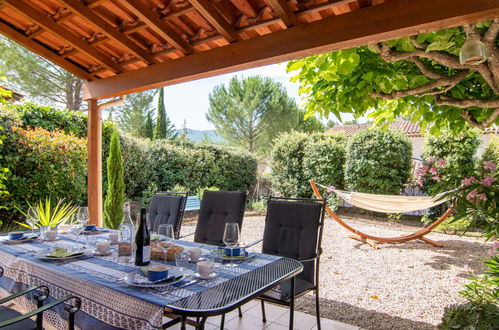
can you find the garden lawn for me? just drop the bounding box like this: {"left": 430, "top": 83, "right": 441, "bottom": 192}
{"left": 180, "top": 214, "right": 491, "bottom": 330}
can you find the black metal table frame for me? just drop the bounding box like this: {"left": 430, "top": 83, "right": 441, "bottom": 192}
{"left": 162, "top": 257, "right": 303, "bottom": 329}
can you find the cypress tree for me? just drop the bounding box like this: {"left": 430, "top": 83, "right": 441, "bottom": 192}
{"left": 143, "top": 113, "right": 154, "bottom": 139}
{"left": 154, "top": 87, "right": 178, "bottom": 139}
{"left": 103, "top": 129, "right": 125, "bottom": 229}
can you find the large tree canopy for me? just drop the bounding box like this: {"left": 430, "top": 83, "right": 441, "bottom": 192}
{"left": 207, "top": 75, "right": 322, "bottom": 154}
{"left": 113, "top": 90, "right": 155, "bottom": 138}
{"left": 0, "top": 37, "right": 83, "bottom": 111}
{"left": 287, "top": 20, "right": 499, "bottom": 134}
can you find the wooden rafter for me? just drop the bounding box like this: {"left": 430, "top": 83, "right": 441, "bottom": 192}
{"left": 0, "top": 20, "right": 94, "bottom": 80}
{"left": 266, "top": 0, "right": 299, "bottom": 27}
{"left": 83, "top": 0, "right": 499, "bottom": 99}
{"left": 188, "top": 0, "right": 240, "bottom": 42}
{"left": 3, "top": 0, "right": 123, "bottom": 73}
{"left": 58, "top": 0, "right": 158, "bottom": 65}
{"left": 119, "top": 0, "right": 193, "bottom": 54}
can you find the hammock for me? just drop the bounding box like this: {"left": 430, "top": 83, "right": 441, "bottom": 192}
{"left": 310, "top": 181, "right": 453, "bottom": 249}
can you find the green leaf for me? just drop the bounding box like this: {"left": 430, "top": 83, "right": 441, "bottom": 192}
{"left": 426, "top": 41, "right": 455, "bottom": 52}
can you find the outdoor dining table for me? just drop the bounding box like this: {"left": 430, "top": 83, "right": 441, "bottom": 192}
{"left": 0, "top": 231, "right": 302, "bottom": 329}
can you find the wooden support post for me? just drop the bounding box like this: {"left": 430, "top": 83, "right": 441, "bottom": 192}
{"left": 87, "top": 99, "right": 102, "bottom": 227}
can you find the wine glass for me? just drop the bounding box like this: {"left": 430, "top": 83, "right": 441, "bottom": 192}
{"left": 223, "top": 222, "right": 240, "bottom": 267}
{"left": 69, "top": 221, "right": 84, "bottom": 250}
{"left": 147, "top": 213, "right": 157, "bottom": 241}
{"left": 77, "top": 207, "right": 89, "bottom": 225}
{"left": 26, "top": 207, "right": 39, "bottom": 236}
{"left": 158, "top": 224, "right": 174, "bottom": 264}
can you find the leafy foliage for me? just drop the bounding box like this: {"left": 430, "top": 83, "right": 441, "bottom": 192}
{"left": 287, "top": 22, "right": 499, "bottom": 134}
{"left": 271, "top": 132, "right": 347, "bottom": 197}
{"left": 16, "top": 198, "right": 78, "bottom": 228}
{"left": 482, "top": 135, "right": 499, "bottom": 164}
{"left": 104, "top": 130, "right": 125, "bottom": 229}
{"left": 439, "top": 302, "right": 499, "bottom": 330}
{"left": 114, "top": 90, "right": 155, "bottom": 138}
{"left": 207, "top": 75, "right": 321, "bottom": 155}
{"left": 345, "top": 129, "right": 412, "bottom": 194}
{"left": 419, "top": 129, "right": 480, "bottom": 195}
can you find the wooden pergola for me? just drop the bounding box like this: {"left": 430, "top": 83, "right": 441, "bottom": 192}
{"left": 0, "top": 0, "right": 497, "bottom": 226}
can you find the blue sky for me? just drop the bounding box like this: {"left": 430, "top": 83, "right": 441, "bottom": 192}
{"left": 158, "top": 63, "right": 301, "bottom": 130}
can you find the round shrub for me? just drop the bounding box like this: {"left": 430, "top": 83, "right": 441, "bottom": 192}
{"left": 271, "top": 132, "right": 347, "bottom": 197}
{"left": 345, "top": 129, "right": 412, "bottom": 194}
{"left": 421, "top": 129, "right": 480, "bottom": 194}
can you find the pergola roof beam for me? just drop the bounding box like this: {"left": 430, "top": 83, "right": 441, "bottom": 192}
{"left": 187, "top": 0, "right": 241, "bottom": 42}
{"left": 58, "top": 0, "right": 158, "bottom": 65}
{"left": 266, "top": 0, "right": 299, "bottom": 27}
{"left": 119, "top": 0, "right": 193, "bottom": 55}
{"left": 4, "top": 0, "right": 123, "bottom": 73}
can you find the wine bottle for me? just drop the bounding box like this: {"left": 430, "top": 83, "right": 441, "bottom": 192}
{"left": 135, "top": 208, "right": 150, "bottom": 266}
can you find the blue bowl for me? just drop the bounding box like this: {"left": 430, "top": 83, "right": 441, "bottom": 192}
{"left": 9, "top": 232, "right": 24, "bottom": 240}
{"left": 147, "top": 266, "right": 169, "bottom": 282}
{"left": 224, "top": 247, "right": 241, "bottom": 257}
{"left": 84, "top": 225, "right": 96, "bottom": 231}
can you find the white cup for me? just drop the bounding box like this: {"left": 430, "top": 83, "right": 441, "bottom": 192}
{"left": 197, "top": 261, "right": 214, "bottom": 277}
{"left": 108, "top": 232, "right": 119, "bottom": 243}
{"left": 96, "top": 240, "right": 110, "bottom": 254}
{"left": 189, "top": 247, "right": 202, "bottom": 262}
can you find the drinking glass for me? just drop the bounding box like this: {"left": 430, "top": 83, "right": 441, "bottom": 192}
{"left": 70, "top": 222, "right": 84, "bottom": 250}
{"left": 223, "top": 222, "right": 240, "bottom": 267}
{"left": 175, "top": 251, "right": 190, "bottom": 274}
{"left": 158, "top": 224, "right": 174, "bottom": 264}
{"left": 77, "top": 207, "right": 89, "bottom": 225}
{"left": 26, "top": 207, "right": 39, "bottom": 235}
{"left": 147, "top": 213, "right": 157, "bottom": 241}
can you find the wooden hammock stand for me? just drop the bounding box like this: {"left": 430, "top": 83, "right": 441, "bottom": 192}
{"left": 310, "top": 181, "right": 453, "bottom": 249}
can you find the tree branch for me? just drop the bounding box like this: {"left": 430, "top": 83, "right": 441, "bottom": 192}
{"left": 435, "top": 97, "right": 499, "bottom": 109}
{"left": 407, "top": 57, "right": 445, "bottom": 80}
{"left": 461, "top": 108, "right": 499, "bottom": 129}
{"left": 370, "top": 70, "right": 469, "bottom": 100}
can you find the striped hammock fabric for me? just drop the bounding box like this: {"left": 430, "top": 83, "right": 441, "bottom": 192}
{"left": 316, "top": 183, "right": 448, "bottom": 213}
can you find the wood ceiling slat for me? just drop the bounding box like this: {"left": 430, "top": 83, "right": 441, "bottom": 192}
{"left": 265, "top": 0, "right": 299, "bottom": 27}
{"left": 118, "top": 0, "right": 193, "bottom": 54}
{"left": 4, "top": 0, "right": 122, "bottom": 73}
{"left": 58, "top": 0, "right": 158, "bottom": 65}
{"left": 188, "top": 0, "right": 241, "bottom": 42}
{"left": 0, "top": 20, "right": 94, "bottom": 80}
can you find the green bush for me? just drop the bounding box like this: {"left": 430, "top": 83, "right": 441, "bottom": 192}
{"left": 345, "top": 129, "right": 412, "bottom": 194}
{"left": 482, "top": 135, "right": 499, "bottom": 164}
{"left": 421, "top": 129, "right": 480, "bottom": 195}
{"left": 104, "top": 130, "right": 125, "bottom": 229}
{"left": 439, "top": 302, "right": 499, "bottom": 330}
{"left": 2, "top": 126, "right": 87, "bottom": 222}
{"left": 271, "top": 132, "right": 346, "bottom": 197}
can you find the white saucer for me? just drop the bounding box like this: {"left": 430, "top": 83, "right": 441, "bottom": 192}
{"left": 194, "top": 272, "right": 217, "bottom": 280}
{"left": 189, "top": 257, "right": 205, "bottom": 263}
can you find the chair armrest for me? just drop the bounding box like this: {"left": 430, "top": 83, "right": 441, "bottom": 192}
{"left": 242, "top": 239, "right": 263, "bottom": 249}
{"left": 0, "top": 296, "right": 81, "bottom": 328}
{"left": 0, "top": 286, "right": 49, "bottom": 305}
{"left": 298, "top": 248, "right": 323, "bottom": 263}
{"left": 178, "top": 232, "right": 195, "bottom": 239}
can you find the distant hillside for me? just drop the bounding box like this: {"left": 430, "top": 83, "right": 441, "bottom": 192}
{"left": 176, "top": 128, "right": 222, "bottom": 143}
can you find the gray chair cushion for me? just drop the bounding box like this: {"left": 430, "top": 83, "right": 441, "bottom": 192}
{"left": 194, "top": 191, "right": 247, "bottom": 246}
{"left": 0, "top": 305, "right": 36, "bottom": 329}
{"left": 262, "top": 200, "right": 322, "bottom": 297}
{"left": 149, "top": 195, "right": 185, "bottom": 237}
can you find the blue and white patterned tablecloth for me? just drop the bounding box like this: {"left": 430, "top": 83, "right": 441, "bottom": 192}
{"left": 0, "top": 233, "right": 280, "bottom": 329}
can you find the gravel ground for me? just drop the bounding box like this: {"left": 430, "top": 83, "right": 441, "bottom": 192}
{"left": 180, "top": 214, "right": 491, "bottom": 330}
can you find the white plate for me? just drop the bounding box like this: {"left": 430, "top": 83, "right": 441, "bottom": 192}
{"left": 124, "top": 269, "right": 185, "bottom": 288}
{"left": 194, "top": 272, "right": 217, "bottom": 280}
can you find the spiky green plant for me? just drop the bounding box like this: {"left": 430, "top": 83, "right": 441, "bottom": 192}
{"left": 103, "top": 129, "right": 125, "bottom": 229}
{"left": 16, "top": 197, "right": 78, "bottom": 228}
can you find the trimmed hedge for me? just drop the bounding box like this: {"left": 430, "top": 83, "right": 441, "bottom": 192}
{"left": 345, "top": 129, "right": 412, "bottom": 194}
{"left": 271, "top": 132, "right": 347, "bottom": 197}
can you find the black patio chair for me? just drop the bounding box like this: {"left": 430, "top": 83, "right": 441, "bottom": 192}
{"left": 222, "top": 196, "right": 326, "bottom": 329}
{"left": 148, "top": 191, "right": 188, "bottom": 239}
{"left": 0, "top": 267, "right": 81, "bottom": 330}
{"left": 192, "top": 190, "right": 247, "bottom": 246}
